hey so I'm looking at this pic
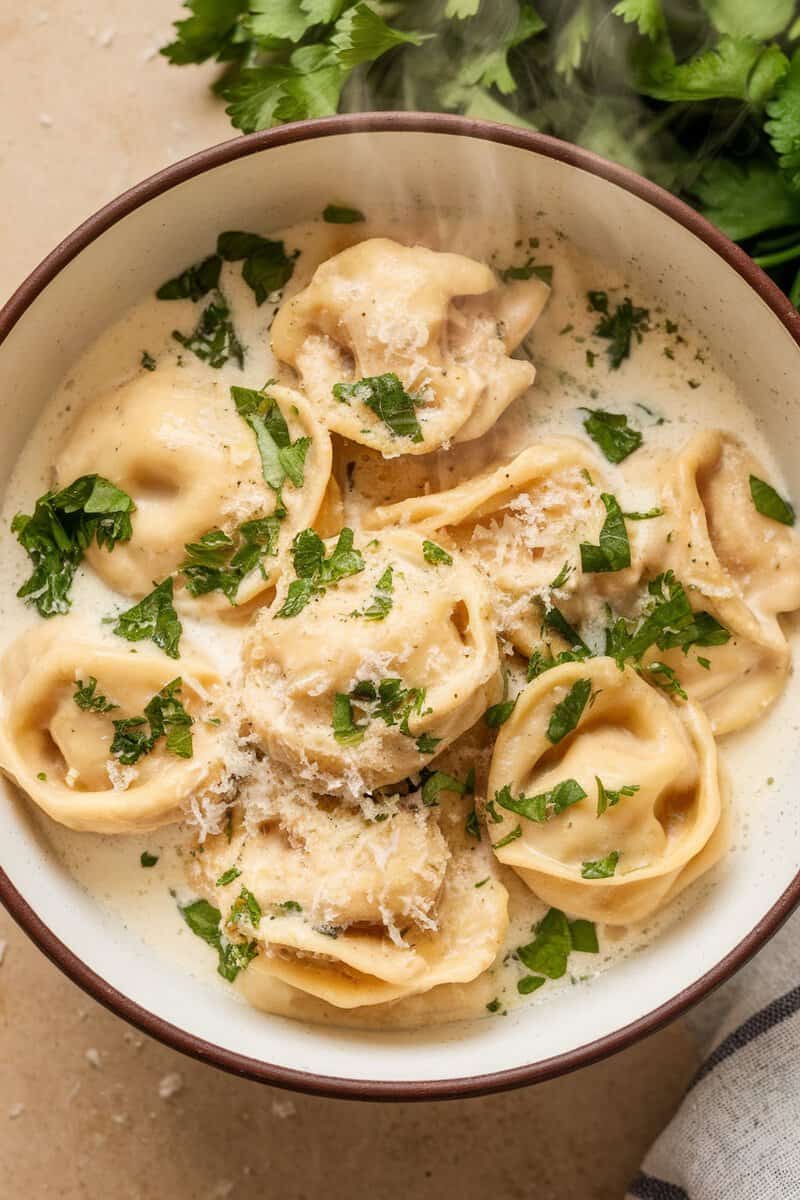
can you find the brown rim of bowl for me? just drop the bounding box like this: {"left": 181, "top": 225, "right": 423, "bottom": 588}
{"left": 2, "top": 112, "right": 800, "bottom": 1102}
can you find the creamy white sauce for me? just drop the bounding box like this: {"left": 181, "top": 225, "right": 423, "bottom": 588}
{"left": 0, "top": 212, "right": 796, "bottom": 1030}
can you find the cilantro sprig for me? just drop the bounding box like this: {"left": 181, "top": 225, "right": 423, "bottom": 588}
{"left": 13, "top": 475, "right": 134, "bottom": 617}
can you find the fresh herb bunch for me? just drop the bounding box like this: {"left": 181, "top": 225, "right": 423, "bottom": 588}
{"left": 162, "top": 0, "right": 800, "bottom": 304}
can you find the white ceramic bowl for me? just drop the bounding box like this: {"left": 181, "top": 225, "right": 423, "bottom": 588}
{"left": 2, "top": 113, "right": 800, "bottom": 1099}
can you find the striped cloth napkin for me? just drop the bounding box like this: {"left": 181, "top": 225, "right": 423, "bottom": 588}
{"left": 626, "top": 909, "right": 800, "bottom": 1200}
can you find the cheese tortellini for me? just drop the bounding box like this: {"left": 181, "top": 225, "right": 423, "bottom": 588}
{"left": 271, "top": 238, "right": 548, "bottom": 455}
{"left": 196, "top": 773, "right": 508, "bottom": 1009}
{"left": 0, "top": 621, "right": 229, "bottom": 833}
{"left": 242, "top": 529, "right": 501, "bottom": 794}
{"left": 368, "top": 438, "right": 655, "bottom": 654}
{"left": 653, "top": 431, "right": 800, "bottom": 733}
{"left": 55, "top": 372, "right": 333, "bottom": 607}
{"left": 487, "top": 658, "right": 726, "bottom": 924}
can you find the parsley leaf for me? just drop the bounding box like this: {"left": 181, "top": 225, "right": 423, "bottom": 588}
{"left": 359, "top": 565, "right": 394, "bottom": 621}
{"left": 596, "top": 777, "right": 640, "bottom": 817}
{"left": 181, "top": 518, "right": 281, "bottom": 602}
{"left": 581, "top": 408, "right": 643, "bottom": 463}
{"left": 330, "top": 3, "right": 429, "bottom": 68}
{"left": 495, "top": 778, "right": 586, "bottom": 822}
{"left": 180, "top": 897, "right": 258, "bottom": 983}
{"left": 141, "top": 351, "right": 157, "bottom": 372}
{"left": 110, "top": 677, "right": 194, "bottom": 765}
{"left": 332, "top": 693, "right": 366, "bottom": 746}
{"left": 422, "top": 540, "right": 453, "bottom": 566}
{"left": 580, "top": 493, "right": 631, "bottom": 573}
{"left": 749, "top": 474, "right": 795, "bottom": 524}
{"left": 275, "top": 527, "right": 364, "bottom": 618}
{"left": 73, "top": 677, "right": 118, "bottom": 714}
{"left": 421, "top": 770, "right": 466, "bottom": 807}
{"left": 547, "top": 678, "right": 592, "bottom": 744}
{"left": 228, "top": 886, "right": 262, "bottom": 930}
{"left": 216, "top": 867, "right": 241, "bottom": 886}
{"left": 323, "top": 203, "right": 365, "bottom": 223}
{"left": 217, "top": 230, "right": 296, "bottom": 303}
{"left": 111, "top": 577, "right": 182, "bottom": 659}
{"left": 499, "top": 259, "right": 553, "bottom": 284}
{"left": 581, "top": 850, "right": 620, "bottom": 879}
{"left": 140, "top": 851, "right": 159, "bottom": 867}
{"left": 156, "top": 253, "right": 221, "bottom": 301}
{"left": 232, "top": 383, "right": 311, "bottom": 494}
{"left": 691, "top": 158, "right": 800, "bottom": 241}
{"left": 484, "top": 698, "right": 517, "bottom": 728}
{"left": 172, "top": 291, "right": 244, "bottom": 368}
{"left": 606, "top": 571, "right": 730, "bottom": 666}
{"left": 550, "top": 561, "right": 573, "bottom": 588}
{"left": 334, "top": 372, "right": 424, "bottom": 443}
{"left": 517, "top": 974, "right": 546, "bottom": 995}
{"left": 12, "top": 475, "right": 134, "bottom": 617}
{"left": 161, "top": 0, "right": 246, "bottom": 66}
{"left": 612, "top": 0, "right": 666, "bottom": 40}
{"left": 588, "top": 293, "right": 650, "bottom": 368}
{"left": 517, "top": 907, "right": 572, "bottom": 978}
{"left": 493, "top": 824, "right": 522, "bottom": 849}
{"left": 639, "top": 35, "right": 788, "bottom": 104}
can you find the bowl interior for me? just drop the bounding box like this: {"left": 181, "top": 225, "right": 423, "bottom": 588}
{"left": 2, "top": 125, "right": 800, "bottom": 1094}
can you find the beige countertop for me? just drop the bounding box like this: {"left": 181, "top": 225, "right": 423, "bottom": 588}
{"left": 0, "top": 5, "right": 699, "bottom": 1196}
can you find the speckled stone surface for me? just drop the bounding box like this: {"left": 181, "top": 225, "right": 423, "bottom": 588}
{"left": 0, "top": 5, "right": 699, "bottom": 1196}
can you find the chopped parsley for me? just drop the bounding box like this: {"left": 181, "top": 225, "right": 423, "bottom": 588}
{"left": 140, "top": 851, "right": 159, "bottom": 868}
{"left": 232, "top": 384, "right": 311, "bottom": 496}
{"left": 547, "top": 678, "right": 592, "bottom": 744}
{"left": 645, "top": 660, "right": 688, "bottom": 700}
{"left": 217, "top": 230, "right": 296, "bottom": 304}
{"left": 141, "top": 350, "right": 157, "bottom": 371}
{"left": 579, "top": 493, "right": 631, "bottom": 573}
{"left": 332, "top": 692, "right": 366, "bottom": 747}
{"left": 465, "top": 808, "right": 481, "bottom": 840}
{"left": 359, "top": 565, "right": 394, "bottom": 621}
{"left": 422, "top": 540, "right": 453, "bottom": 566}
{"left": 596, "top": 777, "right": 640, "bottom": 817}
{"left": 540, "top": 606, "right": 591, "bottom": 653}
{"left": 588, "top": 292, "right": 649, "bottom": 369}
{"left": 275, "top": 527, "right": 365, "bottom": 618}
{"left": 623, "top": 507, "right": 663, "bottom": 520}
{"left": 517, "top": 908, "right": 600, "bottom": 983}
{"left": 549, "top": 561, "right": 573, "bottom": 589}
{"left": 323, "top": 203, "right": 365, "bottom": 223}
{"left": 495, "top": 778, "right": 587, "bottom": 823}
{"left": 493, "top": 824, "right": 522, "bottom": 849}
{"left": 334, "top": 676, "right": 435, "bottom": 750}
{"left": 517, "top": 975, "right": 546, "bottom": 995}
{"left": 110, "top": 677, "right": 194, "bottom": 766}
{"left": 484, "top": 698, "right": 517, "bottom": 728}
{"left": 421, "top": 770, "right": 467, "bottom": 807}
{"left": 499, "top": 259, "right": 553, "bottom": 285}
{"left": 180, "top": 898, "right": 258, "bottom": 983}
{"left": 486, "top": 998, "right": 502, "bottom": 1013}
{"left": 581, "top": 408, "right": 643, "bottom": 463}
{"left": 157, "top": 253, "right": 222, "bottom": 301}
{"left": 172, "top": 291, "right": 244, "bottom": 369}
{"left": 749, "top": 474, "right": 795, "bottom": 525}
{"left": 111, "top": 577, "right": 182, "bottom": 659}
{"left": 216, "top": 867, "right": 241, "bottom": 887}
{"left": 605, "top": 571, "right": 730, "bottom": 668}
{"left": 228, "top": 886, "right": 262, "bottom": 930}
{"left": 73, "top": 677, "right": 118, "bottom": 714}
{"left": 334, "top": 372, "right": 424, "bottom": 443}
{"left": 181, "top": 518, "right": 281, "bottom": 603}
{"left": 278, "top": 900, "right": 302, "bottom": 912}
{"left": 581, "top": 850, "right": 620, "bottom": 879}
{"left": 13, "top": 474, "right": 134, "bottom": 617}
